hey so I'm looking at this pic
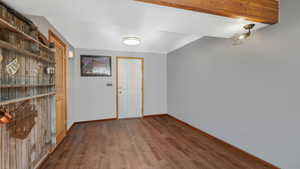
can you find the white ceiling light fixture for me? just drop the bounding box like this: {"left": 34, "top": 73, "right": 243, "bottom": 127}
{"left": 122, "top": 37, "right": 141, "bottom": 46}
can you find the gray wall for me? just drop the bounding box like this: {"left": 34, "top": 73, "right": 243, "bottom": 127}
{"left": 70, "top": 49, "right": 167, "bottom": 123}
{"left": 167, "top": 1, "right": 300, "bottom": 169}
{"left": 26, "top": 15, "right": 76, "bottom": 129}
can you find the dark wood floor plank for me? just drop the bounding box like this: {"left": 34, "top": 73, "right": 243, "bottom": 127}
{"left": 38, "top": 116, "right": 277, "bottom": 169}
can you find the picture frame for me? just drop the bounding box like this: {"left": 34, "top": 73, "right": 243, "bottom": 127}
{"left": 80, "top": 55, "right": 112, "bottom": 77}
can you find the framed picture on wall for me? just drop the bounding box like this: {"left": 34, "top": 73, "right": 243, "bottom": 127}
{"left": 80, "top": 55, "right": 112, "bottom": 77}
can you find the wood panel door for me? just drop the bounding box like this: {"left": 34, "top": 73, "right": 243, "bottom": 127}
{"left": 49, "top": 31, "right": 67, "bottom": 145}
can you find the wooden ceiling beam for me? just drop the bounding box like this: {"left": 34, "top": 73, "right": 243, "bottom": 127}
{"left": 136, "top": 0, "right": 279, "bottom": 24}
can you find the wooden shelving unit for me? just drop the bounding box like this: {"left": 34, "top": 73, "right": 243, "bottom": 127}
{"left": 0, "top": 15, "right": 56, "bottom": 105}
{"left": 0, "top": 92, "right": 56, "bottom": 106}
{"left": 0, "top": 84, "right": 55, "bottom": 88}
{"left": 0, "top": 18, "right": 54, "bottom": 53}
{"left": 0, "top": 40, "right": 54, "bottom": 64}
{"left": 0, "top": 3, "right": 56, "bottom": 169}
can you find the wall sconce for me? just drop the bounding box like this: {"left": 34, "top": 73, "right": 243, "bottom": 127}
{"left": 232, "top": 24, "right": 255, "bottom": 46}
{"left": 68, "top": 50, "right": 74, "bottom": 59}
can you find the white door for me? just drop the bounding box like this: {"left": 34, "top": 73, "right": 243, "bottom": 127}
{"left": 117, "top": 57, "right": 143, "bottom": 119}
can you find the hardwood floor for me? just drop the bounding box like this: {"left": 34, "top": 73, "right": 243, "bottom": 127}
{"left": 39, "top": 115, "right": 277, "bottom": 169}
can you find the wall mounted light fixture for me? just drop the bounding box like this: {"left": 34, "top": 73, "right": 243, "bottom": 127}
{"left": 232, "top": 24, "right": 255, "bottom": 45}
{"left": 239, "top": 24, "right": 255, "bottom": 40}
{"left": 68, "top": 50, "right": 74, "bottom": 59}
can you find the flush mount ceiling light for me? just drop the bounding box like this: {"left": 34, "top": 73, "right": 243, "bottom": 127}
{"left": 232, "top": 24, "right": 255, "bottom": 46}
{"left": 122, "top": 37, "right": 141, "bottom": 46}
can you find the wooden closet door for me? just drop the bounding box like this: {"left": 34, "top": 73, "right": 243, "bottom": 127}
{"left": 49, "top": 31, "right": 67, "bottom": 145}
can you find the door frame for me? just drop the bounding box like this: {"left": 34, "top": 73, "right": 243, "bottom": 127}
{"left": 48, "top": 30, "right": 68, "bottom": 142}
{"left": 116, "top": 56, "right": 144, "bottom": 119}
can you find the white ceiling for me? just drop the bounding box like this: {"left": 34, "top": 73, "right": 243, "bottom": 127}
{"left": 5, "top": 0, "right": 267, "bottom": 54}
